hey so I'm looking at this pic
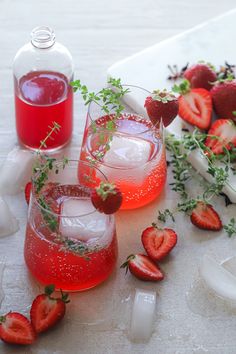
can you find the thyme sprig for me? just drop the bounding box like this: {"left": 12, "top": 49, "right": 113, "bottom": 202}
{"left": 158, "top": 130, "right": 235, "bottom": 229}
{"left": 224, "top": 218, "right": 236, "bottom": 237}
{"left": 71, "top": 77, "right": 130, "bottom": 161}
{"left": 71, "top": 77, "right": 130, "bottom": 121}
{"left": 32, "top": 122, "right": 69, "bottom": 232}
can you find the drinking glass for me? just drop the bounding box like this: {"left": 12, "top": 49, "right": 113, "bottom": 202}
{"left": 79, "top": 85, "right": 167, "bottom": 210}
{"left": 24, "top": 160, "right": 117, "bottom": 292}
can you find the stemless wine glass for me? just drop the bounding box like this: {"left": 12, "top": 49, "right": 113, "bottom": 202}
{"left": 24, "top": 160, "right": 117, "bottom": 292}
{"left": 79, "top": 85, "right": 167, "bottom": 210}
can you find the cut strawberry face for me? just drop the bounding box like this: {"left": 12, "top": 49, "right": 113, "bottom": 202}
{"left": 205, "top": 119, "right": 236, "bottom": 154}
{"left": 178, "top": 88, "right": 212, "bottom": 130}
{"left": 30, "top": 285, "right": 69, "bottom": 334}
{"left": 0, "top": 312, "right": 36, "bottom": 345}
{"left": 141, "top": 227, "right": 177, "bottom": 261}
{"left": 121, "top": 254, "right": 164, "bottom": 281}
{"left": 190, "top": 201, "right": 222, "bottom": 231}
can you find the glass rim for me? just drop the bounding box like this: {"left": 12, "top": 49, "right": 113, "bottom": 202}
{"left": 31, "top": 159, "right": 109, "bottom": 218}
{"left": 87, "top": 84, "right": 157, "bottom": 136}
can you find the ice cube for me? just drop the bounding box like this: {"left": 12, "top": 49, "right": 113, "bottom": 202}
{"left": 100, "top": 135, "right": 152, "bottom": 184}
{"left": 104, "top": 135, "right": 151, "bottom": 168}
{"left": 222, "top": 256, "right": 236, "bottom": 277}
{"left": 0, "top": 197, "right": 19, "bottom": 237}
{"left": 59, "top": 197, "right": 109, "bottom": 243}
{"left": 200, "top": 255, "right": 236, "bottom": 302}
{"left": 0, "top": 148, "right": 34, "bottom": 195}
{"left": 130, "top": 288, "right": 156, "bottom": 342}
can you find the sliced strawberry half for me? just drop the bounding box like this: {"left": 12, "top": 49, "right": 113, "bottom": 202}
{"left": 205, "top": 119, "right": 236, "bottom": 154}
{"left": 173, "top": 79, "right": 212, "bottom": 130}
{"left": 121, "top": 254, "right": 164, "bottom": 281}
{"left": 190, "top": 201, "right": 222, "bottom": 231}
{"left": 24, "top": 182, "right": 32, "bottom": 205}
{"left": 0, "top": 312, "right": 36, "bottom": 345}
{"left": 30, "top": 284, "right": 69, "bottom": 334}
{"left": 141, "top": 226, "right": 177, "bottom": 261}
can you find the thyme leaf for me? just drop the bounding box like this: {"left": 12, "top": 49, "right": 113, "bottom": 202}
{"left": 224, "top": 218, "right": 236, "bottom": 237}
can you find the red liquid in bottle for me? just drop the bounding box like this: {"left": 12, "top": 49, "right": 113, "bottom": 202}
{"left": 15, "top": 71, "right": 73, "bottom": 150}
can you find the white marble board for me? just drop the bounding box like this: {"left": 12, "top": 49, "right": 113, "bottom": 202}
{"left": 108, "top": 9, "right": 236, "bottom": 202}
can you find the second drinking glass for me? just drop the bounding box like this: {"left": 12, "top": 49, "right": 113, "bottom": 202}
{"left": 79, "top": 85, "right": 167, "bottom": 210}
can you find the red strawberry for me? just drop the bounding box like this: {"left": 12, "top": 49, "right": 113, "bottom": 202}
{"left": 91, "top": 182, "right": 122, "bottom": 214}
{"left": 142, "top": 226, "right": 177, "bottom": 261}
{"left": 30, "top": 284, "right": 69, "bottom": 334}
{"left": 184, "top": 63, "right": 217, "bottom": 91}
{"left": 173, "top": 79, "right": 212, "bottom": 130}
{"left": 121, "top": 254, "right": 164, "bottom": 281}
{"left": 0, "top": 312, "right": 36, "bottom": 345}
{"left": 205, "top": 119, "right": 236, "bottom": 154}
{"left": 144, "top": 90, "right": 179, "bottom": 127}
{"left": 190, "top": 201, "right": 222, "bottom": 231}
{"left": 24, "top": 182, "right": 32, "bottom": 205}
{"left": 211, "top": 79, "right": 236, "bottom": 121}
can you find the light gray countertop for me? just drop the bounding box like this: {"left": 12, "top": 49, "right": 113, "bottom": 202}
{"left": 1, "top": 1, "right": 236, "bottom": 353}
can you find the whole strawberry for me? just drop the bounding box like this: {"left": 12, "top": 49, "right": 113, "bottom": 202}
{"left": 144, "top": 90, "right": 179, "bottom": 127}
{"left": 184, "top": 63, "right": 217, "bottom": 91}
{"left": 211, "top": 79, "right": 236, "bottom": 121}
{"left": 91, "top": 182, "right": 123, "bottom": 214}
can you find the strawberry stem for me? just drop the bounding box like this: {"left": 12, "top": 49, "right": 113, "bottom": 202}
{"left": 96, "top": 182, "right": 117, "bottom": 201}
{"left": 60, "top": 289, "right": 70, "bottom": 304}
{"left": 45, "top": 284, "right": 55, "bottom": 296}
{"left": 0, "top": 315, "right": 6, "bottom": 323}
{"left": 120, "top": 254, "right": 135, "bottom": 274}
{"left": 172, "top": 79, "right": 191, "bottom": 95}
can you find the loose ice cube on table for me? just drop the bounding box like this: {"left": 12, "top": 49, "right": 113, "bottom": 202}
{"left": 0, "top": 197, "right": 19, "bottom": 237}
{"left": 0, "top": 148, "right": 34, "bottom": 195}
{"left": 59, "top": 197, "right": 108, "bottom": 243}
{"left": 200, "top": 255, "right": 236, "bottom": 302}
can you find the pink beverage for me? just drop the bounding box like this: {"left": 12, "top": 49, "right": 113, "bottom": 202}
{"left": 80, "top": 113, "right": 167, "bottom": 209}
{"left": 15, "top": 71, "right": 73, "bottom": 150}
{"left": 24, "top": 160, "right": 118, "bottom": 292}
{"left": 13, "top": 26, "right": 74, "bottom": 151}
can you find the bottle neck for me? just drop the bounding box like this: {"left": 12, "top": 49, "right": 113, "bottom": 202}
{"left": 31, "top": 26, "right": 55, "bottom": 49}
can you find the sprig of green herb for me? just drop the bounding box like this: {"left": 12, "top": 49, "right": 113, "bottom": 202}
{"left": 71, "top": 77, "right": 130, "bottom": 120}
{"left": 224, "top": 218, "right": 236, "bottom": 237}
{"left": 31, "top": 122, "right": 69, "bottom": 232}
{"left": 38, "top": 196, "right": 58, "bottom": 232}
{"left": 158, "top": 131, "right": 235, "bottom": 233}
{"left": 158, "top": 209, "right": 175, "bottom": 223}
{"left": 71, "top": 77, "right": 130, "bottom": 161}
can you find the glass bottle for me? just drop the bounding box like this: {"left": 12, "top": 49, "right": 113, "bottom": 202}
{"left": 13, "top": 26, "right": 74, "bottom": 151}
